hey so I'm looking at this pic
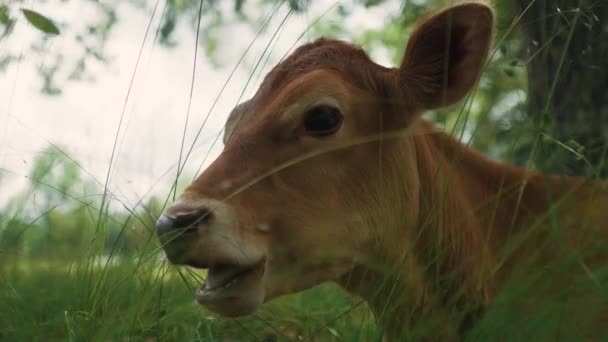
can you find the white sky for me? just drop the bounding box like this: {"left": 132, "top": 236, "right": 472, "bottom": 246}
{"left": 0, "top": 0, "right": 399, "bottom": 211}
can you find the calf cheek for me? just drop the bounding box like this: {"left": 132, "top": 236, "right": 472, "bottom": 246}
{"left": 278, "top": 210, "right": 358, "bottom": 265}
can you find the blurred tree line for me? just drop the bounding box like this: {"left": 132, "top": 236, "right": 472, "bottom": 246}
{"left": 1, "top": 0, "right": 605, "bottom": 173}
{"left": 0, "top": 0, "right": 606, "bottom": 258}
{"left": 0, "top": 146, "right": 163, "bottom": 264}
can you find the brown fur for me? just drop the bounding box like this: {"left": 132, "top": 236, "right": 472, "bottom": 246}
{"left": 159, "top": 2, "right": 608, "bottom": 340}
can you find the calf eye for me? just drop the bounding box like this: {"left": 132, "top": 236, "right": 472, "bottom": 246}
{"left": 302, "top": 105, "right": 343, "bottom": 136}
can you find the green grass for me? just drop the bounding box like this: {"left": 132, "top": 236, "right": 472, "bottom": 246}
{"left": 0, "top": 255, "right": 378, "bottom": 341}
{"left": 2, "top": 230, "right": 608, "bottom": 341}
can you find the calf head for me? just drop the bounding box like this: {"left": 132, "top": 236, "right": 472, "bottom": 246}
{"left": 156, "top": 2, "right": 494, "bottom": 317}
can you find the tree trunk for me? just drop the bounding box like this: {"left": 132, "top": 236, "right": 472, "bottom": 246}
{"left": 512, "top": 0, "right": 608, "bottom": 177}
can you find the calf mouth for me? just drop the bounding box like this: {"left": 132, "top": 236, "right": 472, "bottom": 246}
{"left": 192, "top": 258, "right": 267, "bottom": 317}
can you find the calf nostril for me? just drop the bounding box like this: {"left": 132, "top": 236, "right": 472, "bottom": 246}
{"left": 155, "top": 215, "right": 175, "bottom": 237}
{"left": 156, "top": 206, "right": 213, "bottom": 238}
{"left": 169, "top": 208, "right": 212, "bottom": 231}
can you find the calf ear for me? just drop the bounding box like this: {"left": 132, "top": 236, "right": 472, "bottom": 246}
{"left": 223, "top": 100, "right": 253, "bottom": 145}
{"left": 398, "top": 2, "right": 494, "bottom": 110}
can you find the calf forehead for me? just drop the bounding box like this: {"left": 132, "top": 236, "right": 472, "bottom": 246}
{"left": 222, "top": 39, "right": 393, "bottom": 143}
{"left": 256, "top": 38, "right": 393, "bottom": 107}
{"left": 264, "top": 39, "right": 371, "bottom": 88}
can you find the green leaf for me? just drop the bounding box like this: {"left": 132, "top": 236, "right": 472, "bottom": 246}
{"left": 0, "top": 5, "right": 16, "bottom": 39}
{"left": 21, "top": 8, "right": 60, "bottom": 35}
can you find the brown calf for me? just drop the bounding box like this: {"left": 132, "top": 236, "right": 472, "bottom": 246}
{"left": 156, "top": 1, "right": 608, "bottom": 339}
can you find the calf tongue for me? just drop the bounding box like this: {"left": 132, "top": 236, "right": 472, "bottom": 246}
{"left": 204, "top": 264, "right": 249, "bottom": 290}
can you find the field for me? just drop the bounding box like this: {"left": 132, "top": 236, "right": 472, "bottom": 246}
{"left": 2, "top": 170, "right": 607, "bottom": 341}
{"left": 0, "top": 257, "right": 377, "bottom": 341}
{"left": 0, "top": 182, "right": 379, "bottom": 341}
